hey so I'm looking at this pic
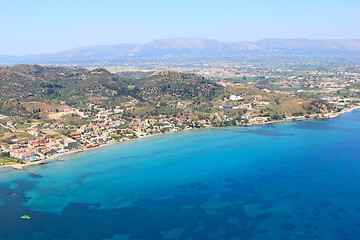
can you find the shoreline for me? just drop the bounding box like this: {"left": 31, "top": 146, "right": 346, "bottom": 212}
{"left": 0, "top": 131, "right": 165, "bottom": 172}
{"left": 2, "top": 106, "right": 360, "bottom": 172}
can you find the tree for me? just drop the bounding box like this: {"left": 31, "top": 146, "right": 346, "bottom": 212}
{"left": 4, "top": 139, "right": 13, "bottom": 144}
{"left": 0, "top": 152, "right": 10, "bottom": 157}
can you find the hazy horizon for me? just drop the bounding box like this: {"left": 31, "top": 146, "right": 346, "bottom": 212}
{"left": 1, "top": 0, "right": 360, "bottom": 55}
{"left": 2, "top": 37, "right": 360, "bottom": 57}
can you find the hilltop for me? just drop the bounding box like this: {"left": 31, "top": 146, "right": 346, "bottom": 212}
{"left": 0, "top": 66, "right": 224, "bottom": 117}
{"left": 0, "top": 65, "right": 133, "bottom": 116}
{"left": 135, "top": 70, "right": 223, "bottom": 104}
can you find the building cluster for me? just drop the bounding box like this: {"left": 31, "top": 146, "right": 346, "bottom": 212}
{"left": 1, "top": 107, "right": 211, "bottom": 161}
{"left": 6, "top": 132, "right": 80, "bottom": 161}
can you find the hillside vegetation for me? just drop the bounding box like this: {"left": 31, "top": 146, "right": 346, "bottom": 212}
{"left": 0, "top": 65, "right": 331, "bottom": 120}
{"left": 134, "top": 70, "right": 223, "bottom": 103}
{"left": 0, "top": 65, "right": 133, "bottom": 106}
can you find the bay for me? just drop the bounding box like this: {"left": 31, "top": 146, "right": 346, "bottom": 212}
{"left": 1, "top": 111, "right": 360, "bottom": 240}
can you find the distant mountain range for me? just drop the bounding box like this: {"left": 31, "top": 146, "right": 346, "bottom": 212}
{"left": 1, "top": 38, "right": 360, "bottom": 65}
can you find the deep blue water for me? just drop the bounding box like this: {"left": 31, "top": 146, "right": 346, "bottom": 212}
{"left": 1, "top": 111, "right": 360, "bottom": 240}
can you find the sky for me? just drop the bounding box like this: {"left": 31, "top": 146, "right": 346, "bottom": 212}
{"left": 1, "top": 0, "right": 359, "bottom": 55}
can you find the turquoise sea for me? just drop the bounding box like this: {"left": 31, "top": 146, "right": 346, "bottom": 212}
{"left": 1, "top": 111, "right": 360, "bottom": 240}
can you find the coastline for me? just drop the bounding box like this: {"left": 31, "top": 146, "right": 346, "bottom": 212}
{"left": 0, "top": 131, "right": 165, "bottom": 172}
{"left": 2, "top": 105, "right": 360, "bottom": 173}
{"left": 248, "top": 105, "right": 360, "bottom": 126}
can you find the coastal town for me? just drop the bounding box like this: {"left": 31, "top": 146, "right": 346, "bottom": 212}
{"left": 1, "top": 61, "right": 360, "bottom": 169}
{"left": 1, "top": 84, "right": 359, "bottom": 169}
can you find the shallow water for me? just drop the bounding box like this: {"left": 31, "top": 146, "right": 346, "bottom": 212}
{"left": 1, "top": 111, "right": 360, "bottom": 240}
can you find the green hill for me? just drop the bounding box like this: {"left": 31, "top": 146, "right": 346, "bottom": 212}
{"left": 0, "top": 65, "right": 332, "bottom": 120}
{"left": 133, "top": 70, "right": 224, "bottom": 103}
{"left": 0, "top": 65, "right": 133, "bottom": 107}
{"left": 0, "top": 66, "right": 224, "bottom": 116}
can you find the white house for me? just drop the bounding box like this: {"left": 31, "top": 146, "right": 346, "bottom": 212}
{"left": 29, "top": 130, "right": 41, "bottom": 137}
{"left": 10, "top": 148, "right": 37, "bottom": 160}
{"left": 229, "top": 95, "right": 244, "bottom": 101}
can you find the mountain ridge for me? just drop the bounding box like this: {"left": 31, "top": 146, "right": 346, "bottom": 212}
{"left": 1, "top": 38, "right": 360, "bottom": 65}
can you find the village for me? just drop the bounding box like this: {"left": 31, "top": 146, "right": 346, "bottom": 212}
{"left": 0, "top": 103, "right": 217, "bottom": 165}
{"left": 1, "top": 61, "right": 360, "bottom": 166}
{"left": 1, "top": 89, "right": 359, "bottom": 167}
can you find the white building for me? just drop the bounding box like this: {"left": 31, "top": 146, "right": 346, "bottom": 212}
{"left": 29, "top": 130, "right": 41, "bottom": 137}
{"left": 10, "top": 148, "right": 37, "bottom": 160}
{"left": 229, "top": 95, "right": 244, "bottom": 101}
